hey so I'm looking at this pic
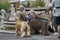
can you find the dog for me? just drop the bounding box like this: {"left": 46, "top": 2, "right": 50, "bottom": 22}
{"left": 29, "top": 18, "right": 49, "bottom": 35}
{"left": 15, "top": 16, "right": 30, "bottom": 37}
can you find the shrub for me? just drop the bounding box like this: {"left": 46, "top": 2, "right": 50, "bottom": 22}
{"left": 26, "top": 0, "right": 45, "bottom": 8}
{"left": 26, "top": 1, "right": 30, "bottom": 7}
{"left": 33, "top": 0, "right": 45, "bottom": 7}
{"left": 0, "top": 1, "right": 10, "bottom": 11}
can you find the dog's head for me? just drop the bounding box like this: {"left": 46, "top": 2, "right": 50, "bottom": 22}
{"left": 15, "top": 16, "right": 20, "bottom": 21}
{"left": 19, "top": 14, "right": 26, "bottom": 21}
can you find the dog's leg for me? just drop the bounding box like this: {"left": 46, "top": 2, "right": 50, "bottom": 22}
{"left": 26, "top": 23, "right": 30, "bottom": 36}
{"left": 27, "top": 27, "right": 30, "bottom": 36}
{"left": 15, "top": 28, "right": 19, "bottom": 36}
{"left": 20, "top": 31, "right": 25, "bottom": 37}
{"left": 20, "top": 27, "right": 26, "bottom": 38}
{"left": 27, "top": 31, "right": 30, "bottom": 36}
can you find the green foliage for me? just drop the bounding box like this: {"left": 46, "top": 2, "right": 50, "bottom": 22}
{"left": 0, "top": 1, "right": 10, "bottom": 10}
{"left": 33, "top": 0, "right": 45, "bottom": 7}
{"left": 26, "top": 1, "right": 30, "bottom": 7}
{"left": 26, "top": 0, "right": 45, "bottom": 8}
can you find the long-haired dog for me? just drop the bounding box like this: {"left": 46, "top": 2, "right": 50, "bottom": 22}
{"left": 15, "top": 15, "right": 30, "bottom": 37}
{"left": 29, "top": 18, "right": 49, "bottom": 35}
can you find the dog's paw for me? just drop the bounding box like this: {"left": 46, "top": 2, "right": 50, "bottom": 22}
{"left": 20, "top": 35, "right": 25, "bottom": 38}
{"left": 15, "top": 33, "right": 19, "bottom": 36}
{"left": 27, "top": 34, "right": 31, "bottom": 37}
{"left": 27, "top": 35, "right": 31, "bottom": 37}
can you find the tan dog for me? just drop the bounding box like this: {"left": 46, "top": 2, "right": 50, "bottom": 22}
{"left": 15, "top": 17, "right": 30, "bottom": 37}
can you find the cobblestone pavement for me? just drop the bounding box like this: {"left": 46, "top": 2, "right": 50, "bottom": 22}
{"left": 0, "top": 32, "right": 60, "bottom": 40}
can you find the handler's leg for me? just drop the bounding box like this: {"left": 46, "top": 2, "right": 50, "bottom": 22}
{"left": 57, "top": 25, "right": 60, "bottom": 38}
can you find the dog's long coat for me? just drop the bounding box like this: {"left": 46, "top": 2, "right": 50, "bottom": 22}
{"left": 15, "top": 17, "right": 30, "bottom": 37}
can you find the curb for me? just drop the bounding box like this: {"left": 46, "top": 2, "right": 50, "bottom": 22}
{"left": 0, "top": 30, "right": 15, "bottom": 34}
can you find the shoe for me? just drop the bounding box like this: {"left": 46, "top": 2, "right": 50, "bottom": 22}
{"left": 58, "top": 36, "right": 60, "bottom": 38}
{"left": 53, "top": 32, "right": 58, "bottom": 36}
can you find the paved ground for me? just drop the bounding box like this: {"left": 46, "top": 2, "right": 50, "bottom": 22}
{"left": 0, "top": 22, "right": 60, "bottom": 40}
{"left": 0, "top": 32, "right": 60, "bottom": 40}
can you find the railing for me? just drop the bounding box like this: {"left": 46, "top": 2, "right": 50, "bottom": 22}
{"left": 24, "top": 8, "right": 49, "bottom": 16}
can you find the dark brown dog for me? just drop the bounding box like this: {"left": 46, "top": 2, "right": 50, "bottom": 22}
{"left": 29, "top": 18, "right": 49, "bottom": 35}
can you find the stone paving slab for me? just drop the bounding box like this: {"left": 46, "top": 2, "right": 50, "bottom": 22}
{"left": 0, "top": 30, "right": 15, "bottom": 33}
